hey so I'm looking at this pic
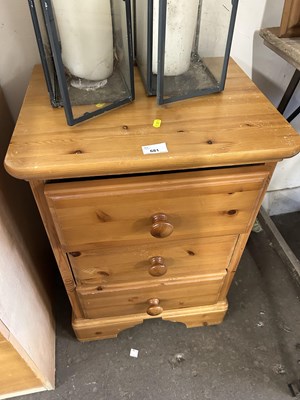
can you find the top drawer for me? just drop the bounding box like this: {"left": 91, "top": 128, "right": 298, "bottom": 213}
{"left": 45, "top": 165, "right": 269, "bottom": 250}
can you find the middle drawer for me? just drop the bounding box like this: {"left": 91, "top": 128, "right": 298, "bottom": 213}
{"left": 68, "top": 235, "right": 237, "bottom": 289}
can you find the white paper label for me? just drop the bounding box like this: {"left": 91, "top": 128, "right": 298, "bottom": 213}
{"left": 130, "top": 349, "right": 139, "bottom": 358}
{"left": 142, "top": 142, "right": 168, "bottom": 155}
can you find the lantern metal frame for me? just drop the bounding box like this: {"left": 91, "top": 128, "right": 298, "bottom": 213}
{"left": 134, "top": 0, "right": 239, "bottom": 105}
{"left": 28, "top": 0, "right": 135, "bottom": 126}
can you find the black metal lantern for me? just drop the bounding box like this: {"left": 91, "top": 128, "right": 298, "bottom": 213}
{"left": 135, "top": 0, "right": 239, "bottom": 104}
{"left": 28, "top": 0, "right": 135, "bottom": 126}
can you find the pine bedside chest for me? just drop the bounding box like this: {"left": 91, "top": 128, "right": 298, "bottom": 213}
{"left": 5, "top": 60, "right": 300, "bottom": 341}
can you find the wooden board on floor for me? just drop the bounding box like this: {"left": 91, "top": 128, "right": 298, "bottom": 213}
{"left": 0, "top": 322, "right": 44, "bottom": 398}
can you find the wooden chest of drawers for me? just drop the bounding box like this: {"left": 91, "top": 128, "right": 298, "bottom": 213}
{"left": 5, "top": 61, "right": 300, "bottom": 341}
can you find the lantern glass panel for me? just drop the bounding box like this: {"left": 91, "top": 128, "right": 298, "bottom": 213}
{"left": 157, "top": 0, "right": 238, "bottom": 104}
{"left": 135, "top": 0, "right": 148, "bottom": 82}
{"left": 135, "top": 0, "right": 238, "bottom": 104}
{"left": 135, "top": 0, "right": 156, "bottom": 94}
{"left": 197, "top": 0, "right": 233, "bottom": 83}
{"left": 29, "top": 0, "right": 134, "bottom": 126}
{"left": 28, "top": 0, "right": 60, "bottom": 105}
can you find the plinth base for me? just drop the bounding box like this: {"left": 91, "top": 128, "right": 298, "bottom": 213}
{"left": 72, "top": 301, "right": 228, "bottom": 342}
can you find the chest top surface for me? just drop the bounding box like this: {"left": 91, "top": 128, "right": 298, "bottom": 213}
{"left": 4, "top": 59, "right": 300, "bottom": 181}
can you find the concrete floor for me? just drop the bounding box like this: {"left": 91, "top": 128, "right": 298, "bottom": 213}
{"left": 19, "top": 214, "right": 300, "bottom": 400}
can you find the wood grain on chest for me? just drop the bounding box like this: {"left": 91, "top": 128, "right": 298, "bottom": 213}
{"left": 4, "top": 61, "right": 300, "bottom": 181}
{"left": 44, "top": 165, "right": 270, "bottom": 250}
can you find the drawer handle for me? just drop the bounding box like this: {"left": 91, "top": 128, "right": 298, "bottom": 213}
{"left": 147, "top": 298, "right": 163, "bottom": 316}
{"left": 150, "top": 213, "right": 174, "bottom": 238}
{"left": 149, "top": 256, "right": 167, "bottom": 277}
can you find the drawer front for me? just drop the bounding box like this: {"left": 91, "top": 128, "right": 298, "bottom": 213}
{"left": 68, "top": 235, "right": 238, "bottom": 289}
{"left": 76, "top": 273, "right": 226, "bottom": 319}
{"left": 45, "top": 166, "right": 269, "bottom": 250}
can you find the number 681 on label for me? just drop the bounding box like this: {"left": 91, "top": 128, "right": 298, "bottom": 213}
{"left": 142, "top": 143, "right": 168, "bottom": 155}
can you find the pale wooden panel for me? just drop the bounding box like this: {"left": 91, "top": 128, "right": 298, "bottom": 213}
{"left": 0, "top": 339, "right": 43, "bottom": 396}
{"left": 4, "top": 61, "right": 300, "bottom": 181}
{"left": 68, "top": 235, "right": 238, "bottom": 289}
{"left": 45, "top": 166, "right": 269, "bottom": 250}
{"left": 0, "top": 332, "right": 6, "bottom": 344}
{"left": 72, "top": 301, "right": 228, "bottom": 341}
{"left": 0, "top": 388, "right": 46, "bottom": 400}
{"left": 76, "top": 273, "right": 226, "bottom": 319}
{"left": 0, "top": 87, "right": 55, "bottom": 389}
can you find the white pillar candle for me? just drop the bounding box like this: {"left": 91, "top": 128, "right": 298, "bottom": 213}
{"left": 152, "top": 0, "right": 199, "bottom": 76}
{"left": 51, "top": 0, "right": 114, "bottom": 81}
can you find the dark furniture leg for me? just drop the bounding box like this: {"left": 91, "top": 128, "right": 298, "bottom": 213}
{"left": 277, "top": 70, "right": 300, "bottom": 121}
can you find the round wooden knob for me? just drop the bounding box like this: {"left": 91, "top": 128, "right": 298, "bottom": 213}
{"left": 147, "top": 298, "right": 163, "bottom": 316}
{"left": 149, "top": 256, "right": 167, "bottom": 277}
{"left": 150, "top": 213, "right": 174, "bottom": 238}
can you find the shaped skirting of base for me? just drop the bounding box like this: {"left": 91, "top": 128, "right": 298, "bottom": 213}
{"left": 72, "top": 301, "right": 228, "bottom": 342}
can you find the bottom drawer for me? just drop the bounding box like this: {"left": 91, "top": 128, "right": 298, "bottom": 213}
{"left": 76, "top": 272, "right": 226, "bottom": 319}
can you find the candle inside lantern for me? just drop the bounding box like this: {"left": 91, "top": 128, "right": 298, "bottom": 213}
{"left": 51, "top": 0, "right": 114, "bottom": 82}
{"left": 152, "top": 0, "right": 199, "bottom": 76}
